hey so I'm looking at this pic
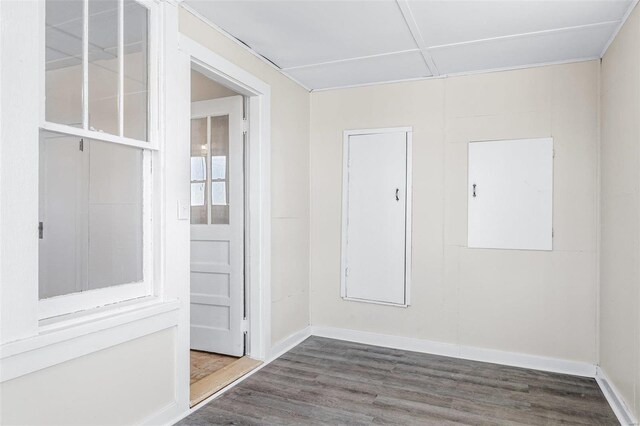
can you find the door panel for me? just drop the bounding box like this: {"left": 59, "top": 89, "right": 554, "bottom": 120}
{"left": 190, "top": 95, "right": 244, "bottom": 356}
{"left": 343, "top": 131, "right": 408, "bottom": 305}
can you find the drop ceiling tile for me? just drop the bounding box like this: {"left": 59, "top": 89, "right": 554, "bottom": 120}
{"left": 409, "top": 0, "right": 631, "bottom": 47}
{"left": 184, "top": 0, "right": 418, "bottom": 68}
{"left": 431, "top": 22, "right": 617, "bottom": 75}
{"left": 284, "top": 50, "right": 430, "bottom": 90}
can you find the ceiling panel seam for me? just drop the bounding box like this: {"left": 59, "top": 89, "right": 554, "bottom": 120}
{"left": 428, "top": 20, "right": 621, "bottom": 51}
{"left": 281, "top": 49, "right": 422, "bottom": 71}
{"left": 396, "top": 0, "right": 440, "bottom": 76}
{"left": 307, "top": 56, "right": 601, "bottom": 92}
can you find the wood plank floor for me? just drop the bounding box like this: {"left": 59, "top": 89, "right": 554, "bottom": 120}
{"left": 191, "top": 351, "right": 239, "bottom": 385}
{"left": 191, "top": 356, "right": 263, "bottom": 407}
{"left": 177, "top": 336, "right": 618, "bottom": 425}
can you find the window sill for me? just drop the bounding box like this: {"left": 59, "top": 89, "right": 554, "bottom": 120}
{"left": 0, "top": 298, "right": 179, "bottom": 382}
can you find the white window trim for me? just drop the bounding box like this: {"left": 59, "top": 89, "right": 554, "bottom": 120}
{"left": 37, "top": 0, "right": 161, "bottom": 320}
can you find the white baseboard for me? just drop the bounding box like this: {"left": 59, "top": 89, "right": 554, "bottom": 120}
{"left": 268, "top": 326, "right": 312, "bottom": 360}
{"left": 138, "top": 402, "right": 180, "bottom": 426}
{"left": 596, "top": 366, "right": 637, "bottom": 425}
{"left": 310, "top": 326, "right": 596, "bottom": 377}
{"left": 150, "top": 325, "right": 631, "bottom": 426}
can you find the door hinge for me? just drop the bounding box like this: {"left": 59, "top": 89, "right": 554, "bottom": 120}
{"left": 552, "top": 228, "right": 554, "bottom": 238}
{"left": 242, "top": 118, "right": 248, "bottom": 134}
{"left": 241, "top": 319, "right": 248, "bottom": 333}
{"left": 38, "top": 222, "right": 44, "bottom": 239}
{"left": 345, "top": 267, "right": 349, "bottom": 278}
{"left": 79, "top": 138, "right": 84, "bottom": 152}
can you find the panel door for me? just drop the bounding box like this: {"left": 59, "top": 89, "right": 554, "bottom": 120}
{"left": 343, "top": 131, "right": 408, "bottom": 305}
{"left": 190, "top": 95, "right": 244, "bottom": 356}
{"left": 468, "top": 137, "right": 553, "bottom": 251}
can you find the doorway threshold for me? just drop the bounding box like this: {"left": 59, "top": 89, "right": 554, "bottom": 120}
{"left": 190, "top": 356, "right": 262, "bottom": 407}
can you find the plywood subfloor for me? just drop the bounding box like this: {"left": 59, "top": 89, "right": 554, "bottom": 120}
{"left": 190, "top": 354, "right": 262, "bottom": 407}
{"left": 179, "top": 336, "right": 618, "bottom": 425}
{"left": 190, "top": 351, "right": 238, "bottom": 385}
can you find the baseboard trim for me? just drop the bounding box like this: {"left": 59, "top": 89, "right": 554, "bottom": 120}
{"left": 151, "top": 325, "right": 632, "bottom": 426}
{"left": 310, "top": 326, "right": 596, "bottom": 377}
{"left": 268, "top": 326, "right": 312, "bottom": 360}
{"left": 596, "top": 366, "right": 637, "bottom": 425}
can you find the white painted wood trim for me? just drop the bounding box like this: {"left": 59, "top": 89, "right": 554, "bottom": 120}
{"left": 176, "top": 31, "right": 272, "bottom": 420}
{"left": 154, "top": 325, "right": 312, "bottom": 426}
{"left": 178, "top": 32, "right": 271, "bottom": 361}
{"left": 268, "top": 325, "right": 312, "bottom": 360}
{"left": 310, "top": 326, "right": 597, "bottom": 378}
{"left": 0, "top": 300, "right": 179, "bottom": 382}
{"left": 341, "top": 127, "right": 413, "bottom": 307}
{"left": 596, "top": 366, "right": 638, "bottom": 425}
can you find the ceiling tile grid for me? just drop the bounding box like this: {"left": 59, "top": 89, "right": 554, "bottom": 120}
{"left": 184, "top": 0, "right": 637, "bottom": 90}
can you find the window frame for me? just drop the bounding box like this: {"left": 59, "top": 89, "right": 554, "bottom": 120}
{"left": 37, "top": 0, "right": 161, "bottom": 320}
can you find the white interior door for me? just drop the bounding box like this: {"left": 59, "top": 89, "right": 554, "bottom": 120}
{"left": 342, "top": 130, "right": 410, "bottom": 306}
{"left": 190, "top": 95, "right": 244, "bottom": 356}
{"left": 468, "top": 138, "right": 553, "bottom": 251}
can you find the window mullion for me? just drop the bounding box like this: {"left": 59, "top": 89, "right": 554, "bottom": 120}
{"left": 82, "top": 0, "right": 89, "bottom": 130}
{"left": 118, "top": 0, "right": 124, "bottom": 137}
{"left": 207, "top": 116, "right": 212, "bottom": 224}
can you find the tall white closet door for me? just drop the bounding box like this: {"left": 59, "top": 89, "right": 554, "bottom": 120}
{"left": 342, "top": 130, "right": 410, "bottom": 306}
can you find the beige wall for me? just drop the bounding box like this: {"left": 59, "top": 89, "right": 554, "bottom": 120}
{"left": 310, "top": 60, "right": 600, "bottom": 363}
{"left": 191, "top": 69, "right": 238, "bottom": 101}
{"left": 0, "top": 329, "right": 176, "bottom": 425}
{"left": 179, "top": 8, "right": 311, "bottom": 344}
{"left": 600, "top": 3, "right": 640, "bottom": 418}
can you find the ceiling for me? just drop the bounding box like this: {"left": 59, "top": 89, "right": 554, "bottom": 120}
{"left": 183, "top": 0, "right": 636, "bottom": 91}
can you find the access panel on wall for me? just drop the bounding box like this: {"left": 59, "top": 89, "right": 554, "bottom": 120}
{"left": 468, "top": 137, "right": 553, "bottom": 251}
{"left": 341, "top": 128, "right": 412, "bottom": 306}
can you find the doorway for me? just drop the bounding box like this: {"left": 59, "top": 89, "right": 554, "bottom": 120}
{"left": 188, "top": 67, "right": 261, "bottom": 407}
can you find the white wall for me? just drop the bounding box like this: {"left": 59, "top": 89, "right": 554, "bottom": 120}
{"left": 179, "top": 7, "right": 311, "bottom": 345}
{"left": 0, "top": 329, "right": 176, "bottom": 425}
{"left": 310, "top": 60, "right": 600, "bottom": 363}
{"left": 600, "top": 3, "right": 640, "bottom": 418}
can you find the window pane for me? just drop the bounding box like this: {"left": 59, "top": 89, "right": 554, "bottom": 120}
{"left": 88, "top": 0, "right": 119, "bottom": 135}
{"left": 190, "top": 118, "right": 208, "bottom": 224}
{"left": 211, "top": 115, "right": 229, "bottom": 224}
{"left": 123, "top": 0, "right": 149, "bottom": 141}
{"left": 45, "top": 0, "right": 83, "bottom": 127}
{"left": 39, "top": 131, "right": 143, "bottom": 299}
{"left": 88, "top": 140, "right": 143, "bottom": 290}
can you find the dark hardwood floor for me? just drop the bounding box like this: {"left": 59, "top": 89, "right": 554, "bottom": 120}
{"left": 177, "top": 336, "right": 618, "bottom": 425}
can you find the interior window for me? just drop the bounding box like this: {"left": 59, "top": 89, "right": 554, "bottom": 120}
{"left": 45, "top": 0, "right": 150, "bottom": 142}
{"left": 38, "top": 130, "right": 143, "bottom": 299}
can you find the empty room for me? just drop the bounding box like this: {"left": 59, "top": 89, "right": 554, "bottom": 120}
{"left": 1, "top": 0, "right": 639, "bottom": 424}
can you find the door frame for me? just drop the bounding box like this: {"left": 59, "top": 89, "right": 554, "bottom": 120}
{"left": 340, "top": 127, "right": 413, "bottom": 307}
{"left": 176, "top": 34, "right": 272, "bottom": 407}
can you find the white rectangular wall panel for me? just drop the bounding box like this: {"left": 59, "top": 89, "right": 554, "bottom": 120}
{"left": 468, "top": 138, "right": 553, "bottom": 251}
{"left": 341, "top": 129, "right": 411, "bottom": 306}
